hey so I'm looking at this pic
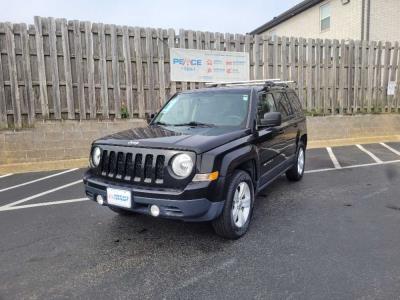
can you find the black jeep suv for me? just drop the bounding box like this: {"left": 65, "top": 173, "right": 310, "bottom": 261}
{"left": 83, "top": 80, "right": 307, "bottom": 239}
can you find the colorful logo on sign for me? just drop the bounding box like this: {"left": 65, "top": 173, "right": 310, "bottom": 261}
{"left": 173, "top": 58, "right": 202, "bottom": 66}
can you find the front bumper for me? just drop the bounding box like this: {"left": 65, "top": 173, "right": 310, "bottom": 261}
{"left": 83, "top": 175, "right": 224, "bottom": 222}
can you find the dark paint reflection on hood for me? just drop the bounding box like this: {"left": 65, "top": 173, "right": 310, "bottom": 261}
{"left": 95, "top": 125, "right": 250, "bottom": 154}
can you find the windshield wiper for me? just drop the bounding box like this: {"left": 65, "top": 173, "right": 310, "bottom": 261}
{"left": 173, "top": 121, "right": 215, "bottom": 127}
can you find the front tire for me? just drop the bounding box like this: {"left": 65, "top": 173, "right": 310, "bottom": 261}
{"left": 286, "top": 142, "right": 305, "bottom": 181}
{"left": 212, "top": 170, "right": 255, "bottom": 239}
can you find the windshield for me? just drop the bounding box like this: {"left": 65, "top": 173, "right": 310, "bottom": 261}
{"left": 153, "top": 90, "right": 250, "bottom": 127}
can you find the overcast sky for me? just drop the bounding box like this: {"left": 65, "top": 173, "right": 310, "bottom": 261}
{"left": 0, "top": 0, "right": 302, "bottom": 33}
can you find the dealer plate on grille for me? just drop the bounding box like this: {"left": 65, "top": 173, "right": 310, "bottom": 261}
{"left": 107, "top": 188, "right": 132, "bottom": 208}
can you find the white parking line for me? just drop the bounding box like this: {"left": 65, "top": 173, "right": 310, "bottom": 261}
{"left": 380, "top": 142, "right": 400, "bottom": 156}
{"left": 1, "top": 179, "right": 82, "bottom": 208}
{"left": 0, "top": 168, "right": 78, "bottom": 193}
{"left": 356, "top": 144, "right": 383, "bottom": 163}
{"left": 0, "top": 173, "right": 13, "bottom": 179}
{"left": 326, "top": 147, "right": 342, "bottom": 169}
{"left": 305, "top": 159, "right": 400, "bottom": 174}
{"left": 0, "top": 198, "right": 89, "bottom": 212}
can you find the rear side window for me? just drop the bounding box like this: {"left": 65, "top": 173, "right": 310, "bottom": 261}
{"left": 286, "top": 92, "right": 303, "bottom": 113}
{"left": 273, "top": 92, "right": 293, "bottom": 119}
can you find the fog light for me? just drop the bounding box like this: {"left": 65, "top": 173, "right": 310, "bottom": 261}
{"left": 150, "top": 205, "right": 160, "bottom": 217}
{"left": 96, "top": 195, "right": 104, "bottom": 205}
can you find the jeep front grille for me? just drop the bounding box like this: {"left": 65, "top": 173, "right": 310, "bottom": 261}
{"left": 99, "top": 150, "right": 166, "bottom": 184}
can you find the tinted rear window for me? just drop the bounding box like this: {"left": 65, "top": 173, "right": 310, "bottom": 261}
{"left": 286, "top": 92, "right": 303, "bottom": 113}
{"left": 273, "top": 92, "right": 293, "bottom": 119}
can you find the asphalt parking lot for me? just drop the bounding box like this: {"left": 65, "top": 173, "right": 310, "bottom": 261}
{"left": 1, "top": 142, "right": 400, "bottom": 299}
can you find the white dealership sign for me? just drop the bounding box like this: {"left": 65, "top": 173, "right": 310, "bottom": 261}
{"left": 170, "top": 48, "right": 249, "bottom": 83}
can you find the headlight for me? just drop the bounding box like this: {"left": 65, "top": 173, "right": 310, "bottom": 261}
{"left": 171, "top": 153, "right": 194, "bottom": 178}
{"left": 91, "top": 146, "right": 101, "bottom": 167}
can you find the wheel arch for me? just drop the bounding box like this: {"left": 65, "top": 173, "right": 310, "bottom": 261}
{"left": 297, "top": 133, "right": 307, "bottom": 148}
{"left": 219, "top": 145, "right": 259, "bottom": 191}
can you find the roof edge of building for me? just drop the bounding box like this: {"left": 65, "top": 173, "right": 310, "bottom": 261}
{"left": 250, "top": 0, "right": 325, "bottom": 35}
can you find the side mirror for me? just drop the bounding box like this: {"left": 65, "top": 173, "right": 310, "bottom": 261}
{"left": 147, "top": 112, "right": 157, "bottom": 124}
{"left": 260, "top": 112, "right": 282, "bottom": 127}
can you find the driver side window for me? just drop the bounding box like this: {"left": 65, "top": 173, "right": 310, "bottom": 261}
{"left": 257, "top": 93, "right": 276, "bottom": 125}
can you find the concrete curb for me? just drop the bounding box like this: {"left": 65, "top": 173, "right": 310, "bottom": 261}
{"left": 1, "top": 135, "right": 400, "bottom": 175}
{"left": 308, "top": 135, "right": 400, "bottom": 149}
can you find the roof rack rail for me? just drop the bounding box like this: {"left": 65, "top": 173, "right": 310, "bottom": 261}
{"left": 205, "top": 79, "right": 280, "bottom": 86}
{"left": 205, "top": 79, "right": 296, "bottom": 88}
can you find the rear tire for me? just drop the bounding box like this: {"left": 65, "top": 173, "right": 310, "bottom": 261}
{"left": 108, "top": 206, "right": 136, "bottom": 216}
{"left": 286, "top": 142, "right": 305, "bottom": 181}
{"left": 212, "top": 170, "right": 255, "bottom": 239}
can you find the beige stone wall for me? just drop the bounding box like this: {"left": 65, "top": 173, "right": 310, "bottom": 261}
{"left": 1, "top": 115, "right": 399, "bottom": 168}
{"left": 369, "top": 0, "right": 400, "bottom": 42}
{"left": 0, "top": 119, "right": 146, "bottom": 166}
{"left": 262, "top": 0, "right": 362, "bottom": 40}
{"left": 307, "top": 114, "right": 400, "bottom": 141}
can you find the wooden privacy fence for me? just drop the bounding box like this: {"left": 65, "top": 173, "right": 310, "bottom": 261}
{"left": 0, "top": 16, "right": 400, "bottom": 128}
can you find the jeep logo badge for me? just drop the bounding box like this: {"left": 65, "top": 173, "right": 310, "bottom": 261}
{"left": 128, "top": 140, "right": 139, "bottom": 145}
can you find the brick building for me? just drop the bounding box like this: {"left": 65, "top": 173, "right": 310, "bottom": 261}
{"left": 250, "top": 0, "right": 400, "bottom": 42}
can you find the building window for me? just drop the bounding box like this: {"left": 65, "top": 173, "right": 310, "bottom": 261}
{"left": 320, "top": 3, "right": 331, "bottom": 31}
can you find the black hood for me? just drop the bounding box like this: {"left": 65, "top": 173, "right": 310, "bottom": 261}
{"left": 94, "top": 125, "right": 250, "bottom": 154}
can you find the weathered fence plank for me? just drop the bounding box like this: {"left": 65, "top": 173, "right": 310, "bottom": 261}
{"left": 60, "top": 18, "right": 74, "bottom": 119}
{"left": 323, "top": 39, "right": 330, "bottom": 114}
{"left": 5, "top": 23, "right": 22, "bottom": 128}
{"left": 49, "top": 18, "right": 61, "bottom": 119}
{"left": 381, "top": 42, "right": 391, "bottom": 111}
{"left": 353, "top": 40, "right": 361, "bottom": 112}
{"left": 157, "top": 28, "right": 166, "bottom": 107}
{"left": 315, "top": 39, "right": 322, "bottom": 112}
{"left": 85, "top": 21, "right": 96, "bottom": 119}
{"left": 122, "top": 26, "right": 134, "bottom": 116}
{"left": 366, "top": 41, "right": 376, "bottom": 113}
{"left": 360, "top": 40, "right": 368, "bottom": 109}
{"left": 262, "top": 36, "right": 270, "bottom": 80}
{"left": 388, "top": 42, "right": 398, "bottom": 111}
{"left": 73, "top": 20, "right": 86, "bottom": 119}
{"left": 273, "top": 36, "right": 279, "bottom": 79}
{"left": 134, "top": 27, "right": 145, "bottom": 117}
{"left": 21, "top": 23, "right": 35, "bottom": 125}
{"left": 196, "top": 30, "right": 204, "bottom": 89}
{"left": 347, "top": 39, "right": 355, "bottom": 112}
{"left": 298, "top": 38, "right": 305, "bottom": 107}
{"left": 179, "top": 29, "right": 187, "bottom": 91}
{"left": 111, "top": 25, "right": 121, "bottom": 118}
{"left": 145, "top": 27, "right": 155, "bottom": 113}
{"left": 306, "top": 38, "right": 313, "bottom": 112}
{"left": 99, "top": 23, "right": 109, "bottom": 118}
{"left": 331, "top": 39, "right": 339, "bottom": 114}
{"left": 374, "top": 41, "right": 383, "bottom": 110}
{"left": 0, "top": 24, "right": 7, "bottom": 128}
{"left": 253, "top": 34, "right": 260, "bottom": 80}
{"left": 395, "top": 44, "right": 400, "bottom": 110}
{"left": 167, "top": 28, "right": 176, "bottom": 97}
{"left": 188, "top": 30, "right": 196, "bottom": 89}
{"left": 34, "top": 16, "right": 49, "bottom": 118}
{"left": 281, "top": 37, "right": 288, "bottom": 81}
